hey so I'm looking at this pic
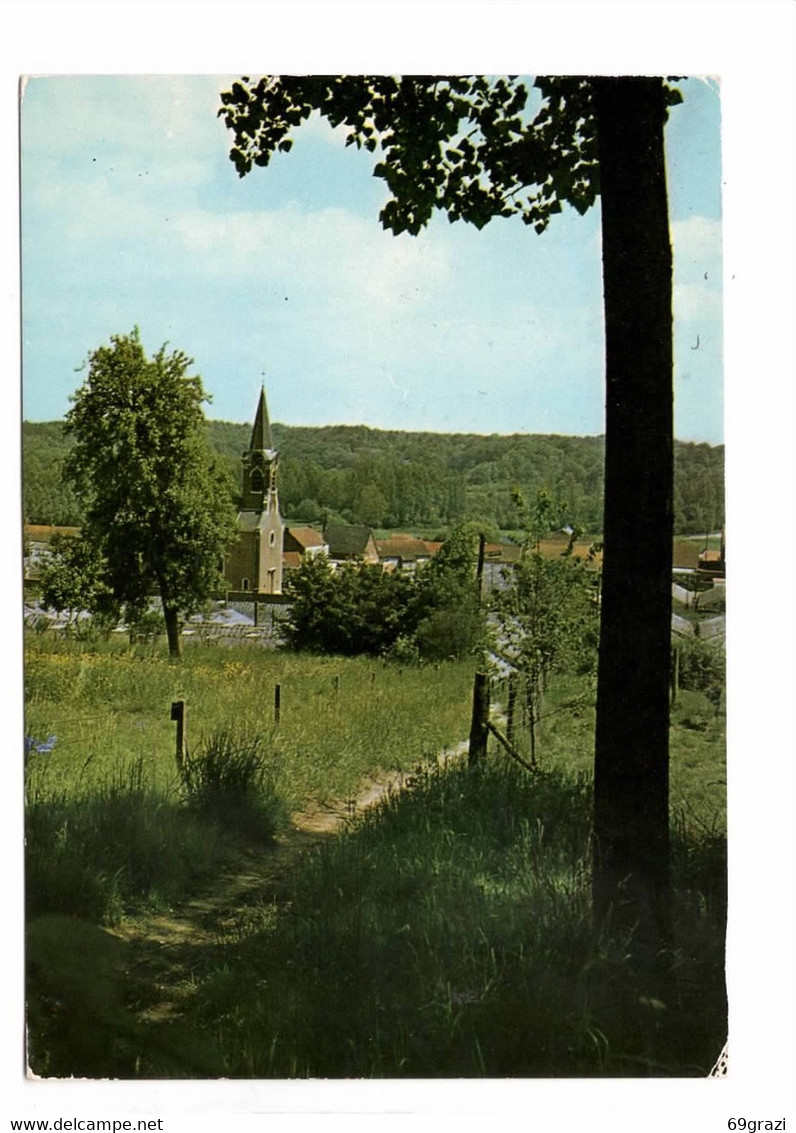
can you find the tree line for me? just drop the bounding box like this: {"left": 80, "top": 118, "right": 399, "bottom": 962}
{"left": 23, "top": 417, "right": 724, "bottom": 537}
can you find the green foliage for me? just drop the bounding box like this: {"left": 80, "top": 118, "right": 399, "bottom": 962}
{"left": 24, "top": 417, "right": 724, "bottom": 537}
{"left": 177, "top": 727, "right": 285, "bottom": 842}
{"left": 677, "top": 636, "right": 725, "bottom": 694}
{"left": 220, "top": 76, "right": 597, "bottom": 235}
{"left": 495, "top": 491, "right": 599, "bottom": 762}
{"left": 674, "top": 443, "right": 725, "bottom": 534}
{"left": 22, "top": 421, "right": 85, "bottom": 525}
{"left": 423, "top": 518, "right": 479, "bottom": 587}
{"left": 125, "top": 606, "right": 166, "bottom": 643}
{"left": 282, "top": 522, "right": 485, "bottom": 659}
{"left": 38, "top": 535, "right": 120, "bottom": 628}
{"left": 61, "top": 329, "right": 238, "bottom": 654}
{"left": 282, "top": 554, "right": 415, "bottom": 655}
{"left": 414, "top": 601, "right": 484, "bottom": 663}
{"left": 382, "top": 633, "right": 422, "bottom": 667}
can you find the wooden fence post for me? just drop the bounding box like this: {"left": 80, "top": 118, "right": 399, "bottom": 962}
{"left": 274, "top": 683, "right": 281, "bottom": 725}
{"left": 170, "top": 699, "right": 186, "bottom": 766}
{"left": 467, "top": 531, "right": 490, "bottom": 767}
{"left": 468, "top": 671, "right": 490, "bottom": 766}
{"left": 671, "top": 644, "right": 680, "bottom": 706}
{"left": 475, "top": 532, "right": 486, "bottom": 599}
{"left": 506, "top": 671, "right": 517, "bottom": 746}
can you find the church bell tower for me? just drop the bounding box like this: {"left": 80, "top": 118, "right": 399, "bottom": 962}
{"left": 228, "top": 386, "right": 284, "bottom": 595}
{"left": 241, "top": 385, "right": 278, "bottom": 510}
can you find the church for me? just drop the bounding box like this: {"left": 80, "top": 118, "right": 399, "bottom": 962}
{"left": 224, "top": 387, "right": 285, "bottom": 597}
{"left": 224, "top": 387, "right": 393, "bottom": 600}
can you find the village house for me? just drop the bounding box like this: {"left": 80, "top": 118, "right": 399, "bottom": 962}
{"left": 698, "top": 531, "right": 726, "bottom": 578}
{"left": 322, "top": 523, "right": 380, "bottom": 566}
{"left": 376, "top": 535, "right": 438, "bottom": 573}
{"left": 282, "top": 525, "right": 328, "bottom": 574}
{"left": 481, "top": 542, "right": 522, "bottom": 593}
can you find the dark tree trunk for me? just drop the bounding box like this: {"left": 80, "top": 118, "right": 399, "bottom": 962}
{"left": 162, "top": 600, "right": 182, "bottom": 660}
{"left": 592, "top": 78, "right": 674, "bottom": 954}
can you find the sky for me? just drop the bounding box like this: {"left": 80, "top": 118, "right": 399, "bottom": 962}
{"left": 21, "top": 73, "right": 724, "bottom": 441}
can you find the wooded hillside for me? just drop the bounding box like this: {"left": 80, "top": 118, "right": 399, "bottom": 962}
{"left": 22, "top": 419, "right": 724, "bottom": 536}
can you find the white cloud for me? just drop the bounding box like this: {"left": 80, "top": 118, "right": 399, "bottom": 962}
{"left": 672, "top": 216, "right": 722, "bottom": 279}
{"left": 672, "top": 215, "right": 723, "bottom": 337}
{"left": 674, "top": 282, "right": 723, "bottom": 323}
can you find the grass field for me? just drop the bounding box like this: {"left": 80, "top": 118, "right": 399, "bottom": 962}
{"left": 24, "top": 635, "right": 474, "bottom": 806}
{"left": 24, "top": 632, "right": 726, "bottom": 1079}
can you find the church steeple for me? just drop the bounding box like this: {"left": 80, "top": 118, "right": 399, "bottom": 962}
{"left": 241, "top": 385, "right": 278, "bottom": 509}
{"left": 230, "top": 384, "right": 284, "bottom": 596}
{"left": 249, "top": 384, "right": 273, "bottom": 452}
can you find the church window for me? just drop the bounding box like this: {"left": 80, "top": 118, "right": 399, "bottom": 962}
{"left": 250, "top": 469, "right": 264, "bottom": 493}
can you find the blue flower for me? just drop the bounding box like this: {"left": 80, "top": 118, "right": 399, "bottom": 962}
{"left": 25, "top": 734, "right": 57, "bottom": 756}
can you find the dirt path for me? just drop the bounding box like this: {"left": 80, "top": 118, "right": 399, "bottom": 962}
{"left": 108, "top": 743, "right": 469, "bottom": 1068}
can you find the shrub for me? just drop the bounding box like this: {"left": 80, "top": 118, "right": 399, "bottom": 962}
{"left": 177, "top": 727, "right": 285, "bottom": 842}
{"left": 677, "top": 636, "right": 725, "bottom": 694}
{"left": 126, "top": 606, "right": 166, "bottom": 643}
{"left": 414, "top": 602, "right": 484, "bottom": 661}
{"left": 383, "top": 633, "right": 422, "bottom": 666}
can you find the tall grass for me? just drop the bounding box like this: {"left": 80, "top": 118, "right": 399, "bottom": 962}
{"left": 24, "top": 635, "right": 474, "bottom": 805}
{"left": 24, "top": 633, "right": 726, "bottom": 1078}
{"left": 24, "top": 635, "right": 473, "bottom": 924}
{"left": 489, "top": 671, "right": 726, "bottom": 836}
{"left": 25, "top": 758, "right": 223, "bottom": 923}
{"left": 183, "top": 758, "right": 726, "bottom": 1079}
{"left": 177, "top": 727, "right": 286, "bottom": 842}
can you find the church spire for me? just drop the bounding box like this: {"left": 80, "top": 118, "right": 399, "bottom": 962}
{"left": 241, "top": 385, "right": 278, "bottom": 509}
{"left": 229, "top": 384, "right": 284, "bottom": 598}
{"left": 249, "top": 384, "right": 274, "bottom": 453}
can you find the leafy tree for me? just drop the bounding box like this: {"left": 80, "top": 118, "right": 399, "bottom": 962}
{"left": 282, "top": 552, "right": 415, "bottom": 655}
{"left": 352, "top": 480, "right": 389, "bottom": 527}
{"left": 38, "top": 533, "right": 120, "bottom": 636}
{"left": 62, "top": 329, "right": 238, "bottom": 658}
{"left": 280, "top": 552, "right": 339, "bottom": 651}
{"left": 411, "top": 520, "right": 486, "bottom": 661}
{"left": 495, "top": 490, "right": 598, "bottom": 766}
{"left": 413, "top": 602, "right": 484, "bottom": 663}
{"left": 219, "top": 73, "right": 683, "bottom": 950}
{"left": 289, "top": 497, "right": 324, "bottom": 523}
{"left": 677, "top": 635, "right": 725, "bottom": 695}
{"left": 421, "top": 519, "right": 480, "bottom": 592}
{"left": 283, "top": 523, "right": 485, "bottom": 660}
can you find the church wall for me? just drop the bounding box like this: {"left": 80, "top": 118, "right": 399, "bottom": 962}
{"left": 256, "top": 506, "right": 284, "bottom": 594}
{"left": 226, "top": 531, "right": 258, "bottom": 592}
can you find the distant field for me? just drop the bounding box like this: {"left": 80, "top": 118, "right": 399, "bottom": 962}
{"left": 24, "top": 636, "right": 474, "bottom": 809}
